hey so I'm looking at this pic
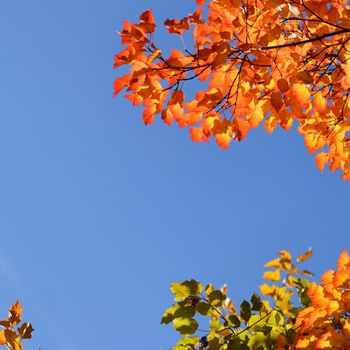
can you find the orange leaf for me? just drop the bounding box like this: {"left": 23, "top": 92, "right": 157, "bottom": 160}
{"left": 143, "top": 105, "right": 156, "bottom": 124}
{"left": 190, "top": 126, "right": 209, "bottom": 142}
{"left": 291, "top": 83, "right": 310, "bottom": 107}
{"left": 337, "top": 249, "right": 350, "bottom": 270}
{"left": 342, "top": 169, "right": 350, "bottom": 181}
{"left": 139, "top": 9, "right": 156, "bottom": 33}
{"left": 264, "top": 116, "right": 277, "bottom": 134}
{"left": 18, "top": 322, "right": 34, "bottom": 339}
{"left": 313, "top": 94, "right": 327, "bottom": 113}
{"left": 304, "top": 134, "right": 326, "bottom": 154}
{"left": 297, "top": 248, "right": 313, "bottom": 263}
{"left": 212, "top": 119, "right": 232, "bottom": 149}
{"left": 249, "top": 109, "right": 264, "bottom": 128}
{"left": 164, "top": 18, "right": 190, "bottom": 35}
{"left": 234, "top": 118, "right": 250, "bottom": 141}
{"left": 277, "top": 78, "right": 290, "bottom": 93}
{"left": 215, "top": 133, "right": 231, "bottom": 149}
{"left": 315, "top": 152, "right": 328, "bottom": 171}
{"left": 8, "top": 301, "right": 22, "bottom": 326}
{"left": 270, "top": 92, "right": 284, "bottom": 113}
{"left": 166, "top": 49, "right": 193, "bottom": 67}
{"left": 113, "top": 74, "right": 130, "bottom": 97}
{"left": 0, "top": 330, "right": 6, "bottom": 346}
{"left": 297, "top": 71, "right": 313, "bottom": 84}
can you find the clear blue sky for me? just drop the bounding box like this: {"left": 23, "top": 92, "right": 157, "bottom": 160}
{"left": 0, "top": 1, "right": 349, "bottom": 349}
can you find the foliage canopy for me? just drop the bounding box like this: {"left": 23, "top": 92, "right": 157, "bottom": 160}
{"left": 113, "top": 0, "right": 350, "bottom": 179}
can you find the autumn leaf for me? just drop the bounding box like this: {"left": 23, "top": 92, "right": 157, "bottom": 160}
{"left": 263, "top": 270, "right": 281, "bottom": 282}
{"left": 164, "top": 18, "right": 190, "bottom": 35}
{"left": 18, "top": 322, "right": 34, "bottom": 339}
{"left": 114, "top": 0, "right": 350, "bottom": 179}
{"left": 270, "top": 92, "right": 284, "bottom": 112}
{"left": 113, "top": 74, "right": 130, "bottom": 97}
{"left": 8, "top": 301, "right": 22, "bottom": 326}
{"left": 277, "top": 78, "right": 290, "bottom": 93}
{"left": 0, "top": 330, "right": 6, "bottom": 346}
{"left": 315, "top": 152, "right": 328, "bottom": 171}
{"left": 297, "top": 249, "right": 313, "bottom": 263}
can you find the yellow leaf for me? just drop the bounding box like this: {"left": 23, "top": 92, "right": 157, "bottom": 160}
{"left": 278, "top": 250, "right": 291, "bottom": 261}
{"left": 263, "top": 270, "right": 281, "bottom": 282}
{"left": 264, "top": 258, "right": 281, "bottom": 269}
{"left": 260, "top": 283, "right": 277, "bottom": 296}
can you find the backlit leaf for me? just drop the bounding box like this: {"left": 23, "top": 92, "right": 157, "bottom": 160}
{"left": 263, "top": 270, "right": 281, "bottom": 282}
{"left": 170, "top": 280, "right": 203, "bottom": 301}
{"left": 173, "top": 317, "right": 199, "bottom": 335}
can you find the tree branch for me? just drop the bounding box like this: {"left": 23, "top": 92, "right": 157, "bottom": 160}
{"left": 261, "top": 28, "right": 350, "bottom": 51}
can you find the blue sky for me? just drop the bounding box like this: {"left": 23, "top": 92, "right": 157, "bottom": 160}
{"left": 0, "top": 1, "right": 349, "bottom": 349}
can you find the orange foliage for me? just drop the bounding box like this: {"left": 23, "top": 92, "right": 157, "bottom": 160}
{"left": 292, "top": 249, "right": 350, "bottom": 350}
{"left": 0, "top": 301, "right": 33, "bottom": 350}
{"left": 113, "top": 0, "right": 350, "bottom": 179}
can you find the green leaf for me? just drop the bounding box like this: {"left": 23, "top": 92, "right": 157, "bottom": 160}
{"left": 210, "top": 318, "right": 222, "bottom": 332}
{"left": 293, "top": 278, "right": 311, "bottom": 307}
{"left": 247, "top": 332, "right": 268, "bottom": 350}
{"left": 208, "top": 290, "right": 226, "bottom": 306}
{"left": 275, "top": 291, "right": 292, "bottom": 314}
{"left": 250, "top": 293, "right": 262, "bottom": 311}
{"left": 267, "top": 310, "right": 284, "bottom": 327}
{"left": 208, "top": 336, "right": 221, "bottom": 350}
{"left": 228, "top": 314, "right": 241, "bottom": 328}
{"left": 171, "top": 280, "right": 203, "bottom": 301}
{"left": 226, "top": 337, "right": 242, "bottom": 350}
{"left": 248, "top": 314, "right": 265, "bottom": 331}
{"left": 173, "top": 317, "right": 199, "bottom": 335}
{"left": 174, "top": 303, "right": 196, "bottom": 319}
{"left": 240, "top": 300, "right": 251, "bottom": 323}
{"left": 173, "top": 337, "right": 199, "bottom": 349}
{"left": 161, "top": 304, "right": 180, "bottom": 324}
{"left": 196, "top": 302, "right": 211, "bottom": 315}
{"left": 269, "top": 325, "right": 285, "bottom": 342}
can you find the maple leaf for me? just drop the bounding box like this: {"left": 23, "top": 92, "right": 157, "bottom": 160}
{"left": 164, "top": 18, "right": 190, "bottom": 35}
{"left": 18, "top": 322, "right": 34, "bottom": 339}
{"left": 8, "top": 301, "right": 22, "bottom": 326}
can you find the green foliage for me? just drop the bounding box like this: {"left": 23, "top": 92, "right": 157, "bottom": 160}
{"left": 161, "top": 251, "right": 314, "bottom": 350}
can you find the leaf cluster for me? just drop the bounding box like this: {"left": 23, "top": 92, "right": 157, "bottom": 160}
{"left": 161, "top": 249, "right": 316, "bottom": 350}
{"left": 0, "top": 301, "right": 33, "bottom": 350}
{"left": 114, "top": 0, "right": 350, "bottom": 179}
